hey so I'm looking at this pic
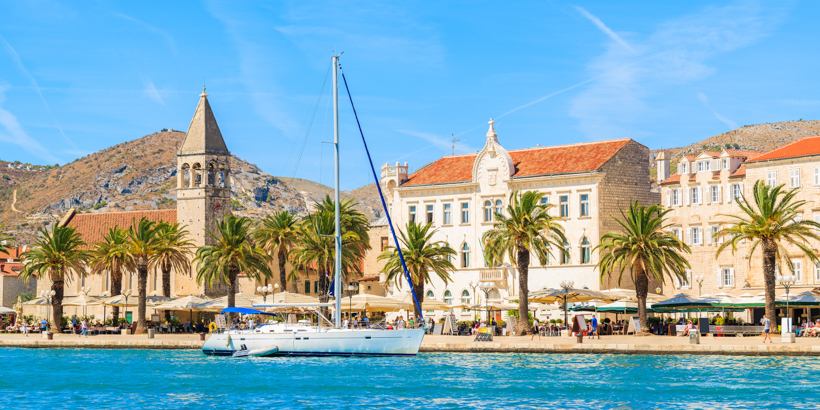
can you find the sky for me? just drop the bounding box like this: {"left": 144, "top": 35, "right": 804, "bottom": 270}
{"left": 0, "top": 1, "right": 818, "bottom": 190}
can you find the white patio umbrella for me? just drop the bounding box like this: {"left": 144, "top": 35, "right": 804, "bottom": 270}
{"left": 0, "top": 306, "right": 15, "bottom": 315}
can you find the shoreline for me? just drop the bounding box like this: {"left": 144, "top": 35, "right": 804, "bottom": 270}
{"left": 2, "top": 334, "right": 820, "bottom": 356}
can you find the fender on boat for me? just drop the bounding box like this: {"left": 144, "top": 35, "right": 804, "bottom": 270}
{"left": 232, "top": 344, "right": 279, "bottom": 358}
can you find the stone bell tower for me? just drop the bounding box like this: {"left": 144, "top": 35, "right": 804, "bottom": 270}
{"left": 176, "top": 88, "right": 231, "bottom": 249}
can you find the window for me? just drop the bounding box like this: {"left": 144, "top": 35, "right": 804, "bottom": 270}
{"left": 698, "top": 161, "right": 705, "bottom": 172}
{"left": 691, "top": 187, "right": 700, "bottom": 205}
{"left": 793, "top": 260, "right": 803, "bottom": 283}
{"left": 680, "top": 163, "right": 688, "bottom": 174}
{"left": 426, "top": 205, "right": 434, "bottom": 224}
{"left": 560, "top": 195, "right": 569, "bottom": 217}
{"left": 461, "top": 243, "right": 470, "bottom": 268}
{"left": 722, "top": 159, "right": 729, "bottom": 170}
{"left": 444, "top": 290, "right": 453, "bottom": 305}
{"left": 767, "top": 171, "right": 777, "bottom": 187}
{"left": 153, "top": 272, "right": 157, "bottom": 291}
{"left": 495, "top": 199, "right": 503, "bottom": 216}
{"left": 443, "top": 203, "right": 452, "bottom": 225}
{"left": 461, "top": 290, "right": 471, "bottom": 305}
{"left": 304, "top": 280, "right": 310, "bottom": 294}
{"left": 815, "top": 261, "right": 820, "bottom": 281}
{"left": 560, "top": 241, "right": 570, "bottom": 265}
{"left": 426, "top": 290, "right": 434, "bottom": 298}
{"left": 580, "top": 194, "right": 589, "bottom": 217}
{"left": 721, "top": 268, "right": 734, "bottom": 287}
{"left": 732, "top": 184, "right": 742, "bottom": 201}
{"left": 711, "top": 225, "right": 721, "bottom": 244}
{"left": 691, "top": 226, "right": 702, "bottom": 245}
{"left": 580, "top": 237, "right": 591, "bottom": 264}
{"left": 409, "top": 205, "right": 416, "bottom": 223}
{"left": 671, "top": 228, "right": 682, "bottom": 241}
{"left": 380, "top": 237, "right": 389, "bottom": 252}
{"left": 540, "top": 196, "right": 549, "bottom": 205}
{"left": 461, "top": 202, "right": 469, "bottom": 224}
{"left": 483, "top": 200, "right": 493, "bottom": 222}
{"left": 710, "top": 185, "right": 720, "bottom": 203}
{"left": 314, "top": 281, "right": 318, "bottom": 294}
{"left": 681, "top": 269, "right": 691, "bottom": 289}
{"left": 671, "top": 189, "right": 680, "bottom": 206}
{"left": 815, "top": 167, "right": 820, "bottom": 186}
{"left": 790, "top": 169, "right": 801, "bottom": 188}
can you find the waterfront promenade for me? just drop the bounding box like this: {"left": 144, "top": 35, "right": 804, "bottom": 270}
{"left": 3, "top": 333, "right": 820, "bottom": 356}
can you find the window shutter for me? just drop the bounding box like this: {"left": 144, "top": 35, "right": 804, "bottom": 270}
{"left": 685, "top": 188, "right": 690, "bottom": 205}
{"left": 706, "top": 228, "right": 712, "bottom": 244}
{"left": 725, "top": 184, "right": 731, "bottom": 204}
{"left": 705, "top": 187, "right": 710, "bottom": 204}
{"left": 666, "top": 190, "right": 671, "bottom": 207}
{"left": 717, "top": 268, "right": 723, "bottom": 288}
{"left": 697, "top": 187, "right": 702, "bottom": 205}
{"left": 717, "top": 185, "right": 722, "bottom": 203}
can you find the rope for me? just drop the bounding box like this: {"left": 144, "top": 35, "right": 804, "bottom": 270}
{"left": 338, "top": 66, "right": 423, "bottom": 320}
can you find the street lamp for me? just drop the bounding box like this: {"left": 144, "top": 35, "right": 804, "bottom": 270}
{"left": 560, "top": 280, "right": 574, "bottom": 328}
{"left": 478, "top": 281, "right": 495, "bottom": 324}
{"left": 257, "top": 284, "right": 277, "bottom": 303}
{"left": 694, "top": 275, "right": 705, "bottom": 296}
{"left": 468, "top": 281, "right": 479, "bottom": 305}
{"left": 777, "top": 274, "right": 796, "bottom": 333}
{"left": 346, "top": 284, "right": 358, "bottom": 326}
{"left": 40, "top": 289, "right": 56, "bottom": 330}
{"left": 123, "top": 289, "right": 132, "bottom": 325}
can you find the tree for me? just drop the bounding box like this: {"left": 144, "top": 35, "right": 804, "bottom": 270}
{"left": 19, "top": 226, "right": 91, "bottom": 333}
{"left": 290, "top": 210, "right": 367, "bottom": 319}
{"left": 378, "top": 221, "right": 456, "bottom": 318}
{"left": 90, "top": 227, "right": 131, "bottom": 325}
{"left": 124, "top": 218, "right": 161, "bottom": 334}
{"left": 253, "top": 211, "right": 300, "bottom": 290}
{"left": 314, "top": 195, "right": 371, "bottom": 253}
{"left": 483, "top": 191, "right": 567, "bottom": 336}
{"left": 154, "top": 222, "right": 194, "bottom": 320}
{"left": 595, "top": 201, "right": 691, "bottom": 333}
{"left": 716, "top": 181, "right": 820, "bottom": 328}
{"left": 194, "top": 215, "right": 272, "bottom": 311}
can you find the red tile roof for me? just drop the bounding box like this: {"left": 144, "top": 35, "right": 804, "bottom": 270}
{"left": 402, "top": 139, "right": 632, "bottom": 186}
{"left": 724, "top": 149, "right": 767, "bottom": 159}
{"left": 0, "top": 246, "right": 27, "bottom": 260}
{"left": 730, "top": 165, "right": 746, "bottom": 178}
{"left": 359, "top": 276, "right": 380, "bottom": 281}
{"left": 0, "top": 263, "right": 23, "bottom": 277}
{"left": 701, "top": 151, "right": 722, "bottom": 158}
{"left": 745, "top": 136, "right": 820, "bottom": 163}
{"left": 65, "top": 209, "right": 177, "bottom": 244}
{"left": 660, "top": 174, "right": 681, "bottom": 185}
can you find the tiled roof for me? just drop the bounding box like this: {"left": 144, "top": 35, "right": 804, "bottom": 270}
{"left": 0, "top": 246, "right": 27, "bottom": 260}
{"left": 730, "top": 165, "right": 746, "bottom": 178}
{"left": 745, "top": 136, "right": 820, "bottom": 163}
{"left": 701, "top": 151, "right": 722, "bottom": 158}
{"left": 682, "top": 155, "right": 697, "bottom": 161}
{"left": 359, "top": 276, "right": 380, "bottom": 281}
{"left": 402, "top": 139, "right": 632, "bottom": 186}
{"left": 660, "top": 174, "right": 681, "bottom": 185}
{"left": 65, "top": 209, "right": 177, "bottom": 244}
{"left": 0, "top": 263, "right": 23, "bottom": 277}
{"left": 724, "top": 149, "right": 767, "bottom": 159}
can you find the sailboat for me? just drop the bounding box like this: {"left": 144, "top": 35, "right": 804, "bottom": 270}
{"left": 202, "top": 55, "right": 426, "bottom": 357}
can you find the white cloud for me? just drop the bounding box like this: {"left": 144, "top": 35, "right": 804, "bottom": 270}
{"left": 396, "top": 130, "right": 472, "bottom": 155}
{"left": 574, "top": 6, "right": 635, "bottom": 53}
{"left": 140, "top": 75, "right": 165, "bottom": 105}
{"left": 112, "top": 12, "right": 177, "bottom": 55}
{"left": 0, "top": 87, "right": 61, "bottom": 164}
{"left": 568, "top": 2, "right": 783, "bottom": 141}
{"left": 697, "top": 92, "right": 738, "bottom": 129}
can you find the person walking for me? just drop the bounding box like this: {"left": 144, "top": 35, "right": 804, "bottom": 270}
{"left": 81, "top": 319, "right": 88, "bottom": 337}
{"left": 531, "top": 319, "right": 541, "bottom": 341}
{"left": 21, "top": 320, "right": 28, "bottom": 337}
{"left": 589, "top": 316, "right": 599, "bottom": 340}
{"left": 762, "top": 316, "right": 772, "bottom": 343}
{"left": 71, "top": 315, "right": 78, "bottom": 334}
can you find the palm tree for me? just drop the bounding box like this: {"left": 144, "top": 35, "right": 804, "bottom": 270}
{"left": 19, "top": 226, "right": 91, "bottom": 333}
{"left": 124, "top": 218, "right": 161, "bottom": 334}
{"left": 483, "top": 191, "right": 567, "bottom": 336}
{"left": 595, "top": 201, "right": 691, "bottom": 333}
{"left": 194, "top": 215, "right": 272, "bottom": 311}
{"left": 716, "top": 181, "right": 820, "bottom": 328}
{"left": 154, "top": 222, "right": 194, "bottom": 320}
{"left": 314, "top": 195, "right": 371, "bottom": 251}
{"left": 290, "top": 210, "right": 366, "bottom": 319}
{"left": 90, "top": 227, "right": 131, "bottom": 325}
{"left": 253, "top": 211, "right": 300, "bottom": 290}
{"left": 378, "top": 221, "right": 456, "bottom": 318}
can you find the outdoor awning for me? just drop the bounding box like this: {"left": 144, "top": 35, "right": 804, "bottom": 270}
{"left": 220, "top": 307, "right": 277, "bottom": 316}
{"left": 0, "top": 306, "right": 15, "bottom": 315}
{"left": 526, "top": 287, "right": 616, "bottom": 304}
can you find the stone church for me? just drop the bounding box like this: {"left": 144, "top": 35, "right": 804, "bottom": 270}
{"left": 31, "top": 89, "right": 242, "bottom": 316}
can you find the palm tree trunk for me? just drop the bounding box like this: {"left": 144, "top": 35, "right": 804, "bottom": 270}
{"left": 412, "top": 277, "right": 425, "bottom": 320}
{"left": 635, "top": 266, "right": 649, "bottom": 334}
{"left": 162, "top": 260, "right": 172, "bottom": 321}
{"left": 111, "top": 265, "right": 122, "bottom": 325}
{"left": 517, "top": 244, "right": 530, "bottom": 336}
{"left": 50, "top": 269, "right": 64, "bottom": 333}
{"left": 762, "top": 238, "right": 778, "bottom": 331}
{"left": 227, "top": 268, "right": 238, "bottom": 308}
{"left": 318, "top": 266, "right": 330, "bottom": 321}
{"left": 135, "top": 262, "right": 148, "bottom": 334}
{"left": 278, "top": 246, "right": 287, "bottom": 290}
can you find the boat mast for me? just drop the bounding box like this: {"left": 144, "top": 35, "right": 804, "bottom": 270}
{"left": 332, "top": 54, "right": 342, "bottom": 329}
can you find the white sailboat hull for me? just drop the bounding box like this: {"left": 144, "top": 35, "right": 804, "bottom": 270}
{"left": 202, "top": 325, "right": 425, "bottom": 357}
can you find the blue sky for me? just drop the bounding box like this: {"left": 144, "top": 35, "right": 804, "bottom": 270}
{"left": 0, "top": 1, "right": 818, "bottom": 189}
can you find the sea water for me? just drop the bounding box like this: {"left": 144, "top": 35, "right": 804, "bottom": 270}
{"left": 0, "top": 348, "right": 815, "bottom": 409}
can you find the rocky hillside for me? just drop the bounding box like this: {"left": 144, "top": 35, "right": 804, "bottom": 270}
{"left": 0, "top": 131, "right": 383, "bottom": 244}
{"left": 650, "top": 120, "right": 820, "bottom": 177}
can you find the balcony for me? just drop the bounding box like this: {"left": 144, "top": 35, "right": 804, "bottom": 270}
{"left": 479, "top": 269, "right": 505, "bottom": 282}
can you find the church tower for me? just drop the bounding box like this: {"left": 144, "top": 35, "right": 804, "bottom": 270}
{"left": 176, "top": 88, "right": 231, "bottom": 249}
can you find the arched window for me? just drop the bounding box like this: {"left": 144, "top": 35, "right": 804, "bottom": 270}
{"left": 192, "top": 163, "right": 202, "bottom": 187}
{"left": 495, "top": 199, "right": 503, "bottom": 216}
{"left": 461, "top": 243, "right": 471, "bottom": 268}
{"left": 483, "top": 200, "right": 493, "bottom": 222}
{"left": 489, "top": 288, "right": 501, "bottom": 300}
{"left": 461, "top": 290, "right": 471, "bottom": 304}
{"left": 444, "top": 290, "right": 453, "bottom": 305}
{"left": 560, "top": 241, "right": 570, "bottom": 265}
{"left": 580, "top": 237, "right": 591, "bottom": 264}
{"left": 426, "top": 290, "right": 434, "bottom": 298}
{"left": 181, "top": 163, "right": 190, "bottom": 188}
{"left": 218, "top": 163, "right": 227, "bottom": 188}
{"left": 207, "top": 163, "right": 215, "bottom": 186}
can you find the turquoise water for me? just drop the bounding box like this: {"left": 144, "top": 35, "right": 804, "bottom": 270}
{"left": 0, "top": 348, "right": 815, "bottom": 409}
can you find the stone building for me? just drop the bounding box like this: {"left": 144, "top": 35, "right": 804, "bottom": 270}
{"left": 380, "top": 120, "right": 660, "bottom": 321}
{"left": 0, "top": 246, "right": 35, "bottom": 309}
{"left": 658, "top": 136, "right": 820, "bottom": 320}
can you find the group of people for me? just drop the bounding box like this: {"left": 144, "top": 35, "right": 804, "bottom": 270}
{"left": 69, "top": 315, "right": 90, "bottom": 336}
{"left": 797, "top": 319, "right": 820, "bottom": 337}
{"left": 342, "top": 315, "right": 370, "bottom": 329}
